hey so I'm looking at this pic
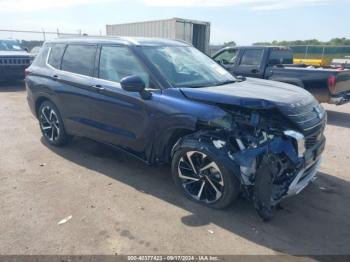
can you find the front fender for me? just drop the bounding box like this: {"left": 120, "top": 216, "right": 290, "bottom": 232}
{"left": 172, "top": 131, "right": 242, "bottom": 181}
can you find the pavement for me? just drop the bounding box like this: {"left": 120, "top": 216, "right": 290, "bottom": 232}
{"left": 0, "top": 81, "right": 349, "bottom": 255}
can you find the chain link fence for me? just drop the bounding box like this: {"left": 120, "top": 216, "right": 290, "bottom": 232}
{"left": 3, "top": 30, "right": 349, "bottom": 65}
{"left": 290, "top": 45, "right": 350, "bottom": 64}
{"left": 0, "top": 29, "right": 101, "bottom": 51}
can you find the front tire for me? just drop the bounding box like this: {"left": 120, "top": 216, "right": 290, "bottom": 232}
{"left": 172, "top": 140, "right": 240, "bottom": 209}
{"left": 38, "top": 101, "right": 71, "bottom": 146}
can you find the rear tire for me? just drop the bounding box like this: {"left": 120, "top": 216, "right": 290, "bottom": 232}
{"left": 172, "top": 138, "right": 240, "bottom": 209}
{"left": 38, "top": 101, "right": 71, "bottom": 146}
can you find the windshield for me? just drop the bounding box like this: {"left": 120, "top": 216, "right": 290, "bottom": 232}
{"left": 0, "top": 40, "right": 23, "bottom": 51}
{"left": 141, "top": 46, "right": 236, "bottom": 88}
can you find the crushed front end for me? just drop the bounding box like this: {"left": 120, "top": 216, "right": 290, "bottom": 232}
{"left": 198, "top": 100, "right": 327, "bottom": 221}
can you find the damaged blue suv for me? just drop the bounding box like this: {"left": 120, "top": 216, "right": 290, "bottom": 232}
{"left": 25, "top": 37, "right": 326, "bottom": 220}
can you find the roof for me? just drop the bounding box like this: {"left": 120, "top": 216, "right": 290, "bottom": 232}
{"left": 106, "top": 17, "right": 210, "bottom": 27}
{"left": 47, "top": 36, "right": 191, "bottom": 47}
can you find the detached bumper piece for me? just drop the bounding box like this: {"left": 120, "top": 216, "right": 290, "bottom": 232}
{"left": 330, "top": 92, "right": 350, "bottom": 105}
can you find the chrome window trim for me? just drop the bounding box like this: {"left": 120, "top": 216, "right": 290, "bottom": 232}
{"left": 45, "top": 44, "right": 158, "bottom": 92}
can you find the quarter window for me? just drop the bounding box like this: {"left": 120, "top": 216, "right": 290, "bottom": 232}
{"left": 99, "top": 46, "right": 150, "bottom": 87}
{"left": 240, "top": 49, "right": 263, "bottom": 66}
{"left": 32, "top": 44, "right": 50, "bottom": 67}
{"left": 61, "top": 45, "right": 96, "bottom": 76}
{"left": 48, "top": 44, "right": 66, "bottom": 69}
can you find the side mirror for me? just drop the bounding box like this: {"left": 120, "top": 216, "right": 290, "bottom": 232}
{"left": 24, "top": 47, "right": 29, "bottom": 52}
{"left": 120, "top": 75, "right": 151, "bottom": 99}
{"left": 218, "top": 59, "right": 229, "bottom": 66}
{"left": 121, "top": 75, "right": 145, "bottom": 92}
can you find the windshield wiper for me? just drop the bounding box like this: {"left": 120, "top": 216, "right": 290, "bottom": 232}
{"left": 177, "top": 80, "right": 237, "bottom": 88}
{"left": 177, "top": 83, "right": 214, "bottom": 88}
{"left": 214, "top": 80, "right": 237, "bottom": 86}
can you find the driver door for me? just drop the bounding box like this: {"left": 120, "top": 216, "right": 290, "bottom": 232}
{"left": 89, "top": 45, "right": 158, "bottom": 152}
{"left": 213, "top": 48, "right": 238, "bottom": 74}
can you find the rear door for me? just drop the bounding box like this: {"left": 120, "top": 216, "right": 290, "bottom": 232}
{"left": 51, "top": 43, "right": 99, "bottom": 138}
{"left": 234, "top": 48, "right": 265, "bottom": 78}
{"left": 212, "top": 48, "right": 238, "bottom": 73}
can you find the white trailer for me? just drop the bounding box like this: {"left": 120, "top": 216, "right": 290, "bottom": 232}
{"left": 106, "top": 17, "right": 211, "bottom": 54}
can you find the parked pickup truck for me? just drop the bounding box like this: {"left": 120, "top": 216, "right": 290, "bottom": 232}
{"left": 0, "top": 39, "right": 34, "bottom": 81}
{"left": 212, "top": 46, "right": 350, "bottom": 105}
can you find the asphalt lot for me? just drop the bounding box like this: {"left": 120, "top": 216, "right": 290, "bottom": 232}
{"left": 0, "top": 81, "right": 349, "bottom": 255}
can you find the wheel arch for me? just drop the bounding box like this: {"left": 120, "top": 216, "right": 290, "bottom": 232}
{"left": 152, "top": 127, "right": 196, "bottom": 164}
{"left": 170, "top": 130, "right": 242, "bottom": 180}
{"left": 35, "top": 96, "right": 52, "bottom": 118}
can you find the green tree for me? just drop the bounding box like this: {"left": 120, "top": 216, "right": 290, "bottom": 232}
{"left": 223, "top": 41, "right": 236, "bottom": 47}
{"left": 252, "top": 38, "right": 350, "bottom": 46}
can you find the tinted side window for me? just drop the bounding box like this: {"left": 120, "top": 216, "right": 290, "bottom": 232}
{"left": 240, "top": 49, "right": 263, "bottom": 66}
{"left": 61, "top": 45, "right": 96, "bottom": 76}
{"left": 99, "top": 46, "right": 150, "bottom": 87}
{"left": 48, "top": 44, "right": 66, "bottom": 68}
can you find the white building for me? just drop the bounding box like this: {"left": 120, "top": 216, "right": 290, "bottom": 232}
{"left": 106, "top": 17, "right": 211, "bottom": 54}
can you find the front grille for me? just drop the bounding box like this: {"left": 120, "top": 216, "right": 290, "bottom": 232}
{"left": 279, "top": 99, "right": 326, "bottom": 135}
{"left": 0, "top": 57, "right": 31, "bottom": 66}
{"left": 305, "top": 127, "right": 324, "bottom": 149}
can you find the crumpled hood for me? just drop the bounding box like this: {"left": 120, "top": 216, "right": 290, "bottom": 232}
{"left": 180, "top": 78, "right": 315, "bottom": 109}
{"left": 0, "top": 51, "right": 32, "bottom": 57}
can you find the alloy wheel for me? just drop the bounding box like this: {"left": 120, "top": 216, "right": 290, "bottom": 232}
{"left": 40, "top": 105, "right": 60, "bottom": 142}
{"left": 178, "top": 151, "right": 224, "bottom": 203}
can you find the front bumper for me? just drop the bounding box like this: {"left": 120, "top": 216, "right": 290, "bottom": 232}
{"left": 285, "top": 136, "right": 325, "bottom": 197}
{"left": 286, "top": 157, "right": 321, "bottom": 196}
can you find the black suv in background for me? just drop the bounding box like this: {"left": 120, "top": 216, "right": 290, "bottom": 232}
{"left": 25, "top": 37, "right": 326, "bottom": 220}
{"left": 0, "top": 39, "right": 34, "bottom": 81}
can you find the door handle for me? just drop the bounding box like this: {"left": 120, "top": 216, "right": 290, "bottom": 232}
{"left": 52, "top": 75, "right": 59, "bottom": 80}
{"left": 251, "top": 69, "right": 259, "bottom": 74}
{"left": 91, "top": 84, "right": 105, "bottom": 92}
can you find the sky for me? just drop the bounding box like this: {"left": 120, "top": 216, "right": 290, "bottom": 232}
{"left": 0, "top": 0, "right": 350, "bottom": 45}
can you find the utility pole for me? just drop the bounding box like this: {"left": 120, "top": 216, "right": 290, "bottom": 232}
{"left": 42, "top": 28, "right": 46, "bottom": 41}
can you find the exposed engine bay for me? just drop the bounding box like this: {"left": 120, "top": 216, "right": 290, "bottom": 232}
{"left": 177, "top": 105, "right": 326, "bottom": 221}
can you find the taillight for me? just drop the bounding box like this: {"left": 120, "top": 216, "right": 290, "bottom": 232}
{"left": 24, "top": 68, "right": 31, "bottom": 78}
{"left": 328, "top": 75, "right": 336, "bottom": 95}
